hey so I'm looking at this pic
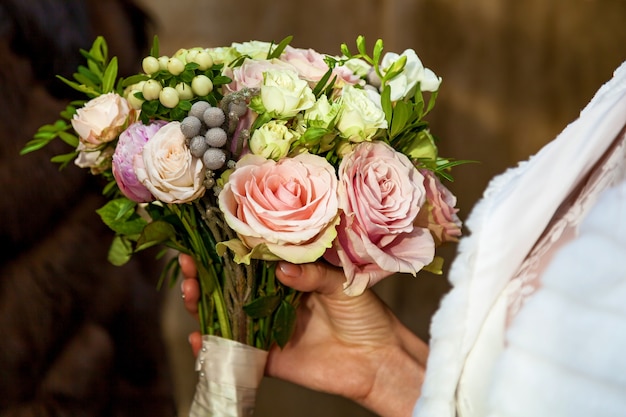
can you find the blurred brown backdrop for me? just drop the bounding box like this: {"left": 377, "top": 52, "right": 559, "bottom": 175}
{"left": 132, "top": 0, "right": 626, "bottom": 415}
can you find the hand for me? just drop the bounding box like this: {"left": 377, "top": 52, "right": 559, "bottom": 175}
{"left": 178, "top": 254, "right": 428, "bottom": 417}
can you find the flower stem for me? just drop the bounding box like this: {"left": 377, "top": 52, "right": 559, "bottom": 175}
{"left": 170, "top": 203, "right": 232, "bottom": 340}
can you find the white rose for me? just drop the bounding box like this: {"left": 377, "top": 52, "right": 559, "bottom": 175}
{"left": 253, "top": 69, "right": 316, "bottom": 119}
{"left": 71, "top": 93, "right": 134, "bottom": 148}
{"left": 134, "top": 121, "right": 205, "bottom": 204}
{"left": 249, "top": 120, "right": 298, "bottom": 160}
{"left": 232, "top": 40, "right": 274, "bottom": 60}
{"left": 336, "top": 85, "right": 387, "bottom": 142}
{"left": 381, "top": 49, "right": 442, "bottom": 100}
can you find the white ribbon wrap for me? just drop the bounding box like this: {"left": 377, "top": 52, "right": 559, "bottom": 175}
{"left": 189, "top": 335, "right": 268, "bottom": 417}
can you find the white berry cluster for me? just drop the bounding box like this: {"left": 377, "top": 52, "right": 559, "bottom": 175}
{"left": 124, "top": 48, "right": 216, "bottom": 112}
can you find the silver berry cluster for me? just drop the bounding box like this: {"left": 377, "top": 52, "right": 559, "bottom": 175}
{"left": 179, "top": 89, "right": 258, "bottom": 189}
{"left": 181, "top": 101, "right": 228, "bottom": 172}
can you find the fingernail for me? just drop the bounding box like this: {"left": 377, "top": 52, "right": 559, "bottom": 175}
{"left": 278, "top": 261, "right": 302, "bottom": 278}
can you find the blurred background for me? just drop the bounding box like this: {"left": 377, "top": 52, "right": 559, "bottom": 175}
{"left": 2, "top": 0, "right": 625, "bottom": 416}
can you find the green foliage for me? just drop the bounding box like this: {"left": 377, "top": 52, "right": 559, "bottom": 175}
{"left": 272, "top": 301, "right": 297, "bottom": 348}
{"left": 243, "top": 295, "right": 282, "bottom": 318}
{"left": 267, "top": 35, "right": 293, "bottom": 60}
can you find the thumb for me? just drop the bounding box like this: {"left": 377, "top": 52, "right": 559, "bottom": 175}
{"left": 276, "top": 261, "right": 346, "bottom": 295}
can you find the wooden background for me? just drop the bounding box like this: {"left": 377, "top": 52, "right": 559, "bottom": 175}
{"left": 133, "top": 1, "right": 626, "bottom": 415}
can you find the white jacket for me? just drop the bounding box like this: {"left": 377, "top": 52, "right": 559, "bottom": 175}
{"left": 414, "top": 61, "right": 626, "bottom": 417}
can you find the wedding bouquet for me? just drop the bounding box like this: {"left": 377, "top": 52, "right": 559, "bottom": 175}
{"left": 22, "top": 35, "right": 464, "bottom": 416}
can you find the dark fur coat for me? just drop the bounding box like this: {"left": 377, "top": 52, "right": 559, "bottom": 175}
{"left": 0, "top": 1, "right": 175, "bottom": 415}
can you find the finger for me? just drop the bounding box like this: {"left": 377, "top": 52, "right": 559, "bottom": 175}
{"left": 189, "top": 331, "right": 203, "bottom": 357}
{"left": 178, "top": 253, "right": 197, "bottom": 279}
{"left": 181, "top": 278, "right": 200, "bottom": 315}
{"left": 276, "top": 261, "right": 345, "bottom": 295}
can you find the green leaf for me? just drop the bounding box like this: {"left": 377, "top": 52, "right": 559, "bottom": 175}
{"left": 56, "top": 75, "right": 100, "bottom": 97}
{"left": 96, "top": 198, "right": 147, "bottom": 235}
{"left": 267, "top": 35, "right": 293, "bottom": 59}
{"left": 141, "top": 99, "right": 160, "bottom": 117}
{"left": 135, "top": 220, "right": 176, "bottom": 252}
{"left": 212, "top": 75, "right": 233, "bottom": 86}
{"left": 120, "top": 74, "right": 149, "bottom": 87}
{"left": 424, "top": 89, "right": 439, "bottom": 115}
{"left": 312, "top": 68, "right": 333, "bottom": 98}
{"left": 57, "top": 131, "right": 78, "bottom": 147}
{"left": 75, "top": 68, "right": 100, "bottom": 88}
{"left": 90, "top": 36, "right": 108, "bottom": 63}
{"left": 108, "top": 235, "right": 133, "bottom": 266}
{"left": 150, "top": 35, "right": 160, "bottom": 58}
{"left": 50, "top": 152, "right": 78, "bottom": 166}
{"left": 272, "top": 300, "right": 297, "bottom": 348}
{"left": 102, "top": 57, "right": 118, "bottom": 93}
{"left": 390, "top": 100, "right": 411, "bottom": 137}
{"left": 86, "top": 59, "right": 103, "bottom": 78}
{"left": 380, "top": 86, "right": 393, "bottom": 126}
{"left": 243, "top": 295, "right": 281, "bottom": 319}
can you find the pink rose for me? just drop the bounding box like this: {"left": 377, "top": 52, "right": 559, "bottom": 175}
{"left": 225, "top": 58, "right": 296, "bottom": 92}
{"left": 218, "top": 153, "right": 339, "bottom": 263}
{"left": 415, "top": 169, "right": 462, "bottom": 244}
{"left": 112, "top": 120, "right": 167, "bottom": 203}
{"left": 325, "top": 141, "right": 435, "bottom": 296}
{"left": 281, "top": 46, "right": 330, "bottom": 85}
{"left": 71, "top": 93, "right": 135, "bottom": 148}
{"left": 281, "top": 46, "right": 361, "bottom": 91}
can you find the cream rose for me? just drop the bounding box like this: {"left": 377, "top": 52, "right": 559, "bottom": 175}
{"left": 134, "top": 121, "right": 205, "bottom": 204}
{"left": 336, "top": 85, "right": 387, "bottom": 142}
{"left": 304, "top": 95, "right": 341, "bottom": 130}
{"left": 71, "top": 93, "right": 134, "bottom": 148}
{"left": 232, "top": 40, "right": 274, "bottom": 60}
{"left": 249, "top": 120, "right": 298, "bottom": 160}
{"left": 252, "top": 69, "right": 316, "bottom": 119}
{"left": 218, "top": 153, "right": 340, "bottom": 264}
